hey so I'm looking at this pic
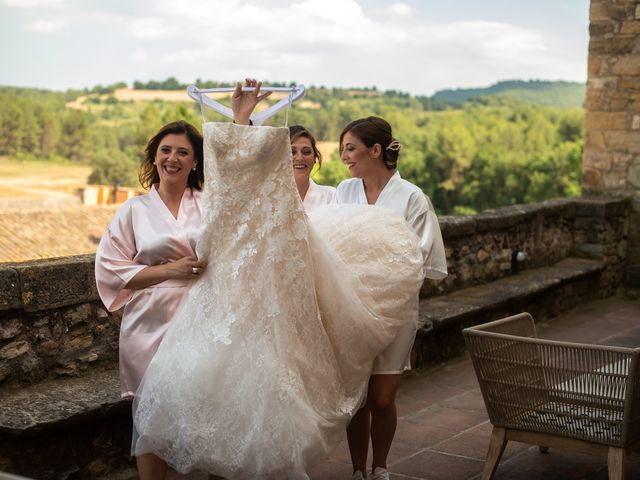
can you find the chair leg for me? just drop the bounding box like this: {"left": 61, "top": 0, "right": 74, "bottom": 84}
{"left": 482, "top": 426, "right": 507, "bottom": 480}
{"left": 607, "top": 447, "right": 625, "bottom": 480}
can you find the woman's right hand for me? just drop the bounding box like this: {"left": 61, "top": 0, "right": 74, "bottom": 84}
{"left": 125, "top": 256, "right": 208, "bottom": 290}
{"left": 231, "top": 78, "right": 271, "bottom": 125}
{"left": 164, "top": 256, "right": 208, "bottom": 280}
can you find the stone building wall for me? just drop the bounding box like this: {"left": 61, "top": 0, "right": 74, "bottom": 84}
{"left": 0, "top": 197, "right": 628, "bottom": 388}
{"left": 583, "top": 0, "right": 640, "bottom": 283}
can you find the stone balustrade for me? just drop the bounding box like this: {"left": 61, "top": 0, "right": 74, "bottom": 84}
{"left": 0, "top": 195, "right": 629, "bottom": 389}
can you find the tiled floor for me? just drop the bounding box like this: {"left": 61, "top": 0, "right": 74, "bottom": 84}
{"left": 156, "top": 297, "right": 640, "bottom": 480}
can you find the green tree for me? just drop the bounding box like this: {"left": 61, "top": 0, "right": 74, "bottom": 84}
{"left": 88, "top": 149, "right": 140, "bottom": 187}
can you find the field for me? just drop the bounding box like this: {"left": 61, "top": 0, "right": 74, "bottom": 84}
{"left": 0, "top": 157, "right": 91, "bottom": 202}
{"left": 317, "top": 141, "right": 339, "bottom": 162}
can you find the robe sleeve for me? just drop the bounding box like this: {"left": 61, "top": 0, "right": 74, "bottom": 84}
{"left": 407, "top": 193, "right": 448, "bottom": 280}
{"left": 95, "top": 202, "right": 148, "bottom": 311}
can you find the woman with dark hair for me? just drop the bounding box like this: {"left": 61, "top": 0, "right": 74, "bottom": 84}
{"left": 336, "top": 116, "right": 447, "bottom": 480}
{"left": 289, "top": 125, "right": 335, "bottom": 210}
{"left": 94, "top": 120, "right": 207, "bottom": 480}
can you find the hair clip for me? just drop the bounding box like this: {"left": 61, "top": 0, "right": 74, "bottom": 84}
{"left": 386, "top": 140, "right": 401, "bottom": 151}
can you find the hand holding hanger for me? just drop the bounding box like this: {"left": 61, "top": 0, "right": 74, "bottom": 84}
{"left": 187, "top": 80, "right": 305, "bottom": 126}
{"left": 231, "top": 78, "right": 272, "bottom": 125}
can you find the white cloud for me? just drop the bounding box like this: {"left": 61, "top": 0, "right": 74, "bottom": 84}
{"left": 24, "top": 18, "right": 65, "bottom": 33}
{"left": 389, "top": 3, "right": 411, "bottom": 17}
{"left": 128, "top": 17, "right": 169, "bottom": 39}
{"left": 118, "top": 2, "right": 568, "bottom": 94}
{"left": 293, "top": 0, "right": 364, "bottom": 24}
{"left": 2, "top": 0, "right": 588, "bottom": 94}
{"left": 1, "top": 0, "right": 67, "bottom": 7}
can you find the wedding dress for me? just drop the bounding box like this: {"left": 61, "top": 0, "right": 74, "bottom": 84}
{"left": 132, "top": 123, "right": 424, "bottom": 479}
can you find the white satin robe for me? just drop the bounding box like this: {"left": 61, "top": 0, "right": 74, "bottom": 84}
{"left": 95, "top": 185, "right": 203, "bottom": 398}
{"left": 335, "top": 171, "right": 447, "bottom": 279}
{"left": 335, "top": 171, "right": 447, "bottom": 372}
{"left": 302, "top": 178, "right": 336, "bottom": 212}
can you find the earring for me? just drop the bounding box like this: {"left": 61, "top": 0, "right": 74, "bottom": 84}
{"left": 192, "top": 166, "right": 196, "bottom": 171}
{"left": 153, "top": 161, "right": 156, "bottom": 165}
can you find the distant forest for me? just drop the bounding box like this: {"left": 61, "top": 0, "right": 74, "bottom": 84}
{"left": 0, "top": 78, "right": 585, "bottom": 215}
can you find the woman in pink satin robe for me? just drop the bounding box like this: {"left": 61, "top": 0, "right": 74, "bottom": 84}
{"left": 95, "top": 120, "right": 207, "bottom": 480}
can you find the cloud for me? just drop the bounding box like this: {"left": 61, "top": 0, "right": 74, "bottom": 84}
{"left": 117, "top": 1, "right": 574, "bottom": 94}
{"left": 24, "top": 18, "right": 65, "bottom": 33}
{"left": 128, "top": 17, "right": 169, "bottom": 39}
{"left": 3, "top": 0, "right": 587, "bottom": 94}
{"left": 293, "top": 0, "right": 364, "bottom": 24}
{"left": 18, "top": 9, "right": 131, "bottom": 39}
{"left": 1, "top": 0, "right": 67, "bottom": 7}
{"left": 389, "top": 3, "right": 411, "bottom": 16}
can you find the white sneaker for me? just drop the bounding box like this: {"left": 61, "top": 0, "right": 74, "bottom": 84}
{"left": 368, "top": 467, "right": 390, "bottom": 480}
{"left": 352, "top": 471, "right": 366, "bottom": 480}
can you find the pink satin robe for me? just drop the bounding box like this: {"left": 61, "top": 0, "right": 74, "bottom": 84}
{"left": 95, "top": 185, "right": 203, "bottom": 398}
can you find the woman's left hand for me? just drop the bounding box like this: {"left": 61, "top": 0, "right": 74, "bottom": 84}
{"left": 231, "top": 78, "right": 271, "bottom": 125}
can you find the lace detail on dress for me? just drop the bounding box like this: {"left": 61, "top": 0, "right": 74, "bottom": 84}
{"left": 132, "top": 123, "right": 424, "bottom": 479}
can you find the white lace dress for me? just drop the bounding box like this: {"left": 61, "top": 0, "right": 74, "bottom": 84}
{"left": 132, "top": 123, "right": 424, "bottom": 479}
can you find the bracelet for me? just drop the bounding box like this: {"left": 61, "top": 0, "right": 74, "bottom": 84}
{"left": 232, "top": 119, "right": 253, "bottom": 126}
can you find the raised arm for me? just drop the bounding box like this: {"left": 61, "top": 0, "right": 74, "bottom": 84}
{"left": 231, "top": 78, "right": 272, "bottom": 125}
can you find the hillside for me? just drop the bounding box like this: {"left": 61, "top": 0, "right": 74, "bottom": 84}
{"left": 432, "top": 80, "right": 586, "bottom": 108}
{"left": 0, "top": 80, "right": 584, "bottom": 215}
{"left": 64, "top": 77, "right": 586, "bottom": 109}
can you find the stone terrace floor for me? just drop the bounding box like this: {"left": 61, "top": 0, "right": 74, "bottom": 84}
{"left": 124, "top": 296, "right": 640, "bottom": 480}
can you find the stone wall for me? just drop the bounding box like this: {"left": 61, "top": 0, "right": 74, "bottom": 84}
{"left": 425, "top": 196, "right": 628, "bottom": 296}
{"left": 583, "top": 0, "right": 640, "bottom": 284}
{"left": 0, "top": 196, "right": 628, "bottom": 389}
{"left": 0, "top": 256, "right": 120, "bottom": 387}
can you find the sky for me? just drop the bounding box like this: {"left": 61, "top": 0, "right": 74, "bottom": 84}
{"left": 0, "top": 0, "right": 590, "bottom": 96}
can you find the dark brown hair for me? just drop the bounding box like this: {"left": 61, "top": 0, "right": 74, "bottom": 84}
{"left": 139, "top": 120, "right": 204, "bottom": 190}
{"left": 289, "top": 125, "right": 323, "bottom": 168}
{"left": 339, "top": 116, "right": 400, "bottom": 170}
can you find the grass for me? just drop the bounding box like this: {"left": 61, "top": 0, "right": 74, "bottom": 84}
{"left": 317, "top": 141, "right": 338, "bottom": 162}
{"left": 0, "top": 157, "right": 92, "bottom": 199}
{"left": 0, "top": 156, "right": 92, "bottom": 180}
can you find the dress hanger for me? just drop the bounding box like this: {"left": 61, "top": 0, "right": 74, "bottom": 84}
{"left": 187, "top": 84, "right": 306, "bottom": 126}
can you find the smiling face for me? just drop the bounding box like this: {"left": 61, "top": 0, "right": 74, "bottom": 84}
{"left": 155, "top": 133, "right": 196, "bottom": 190}
{"left": 291, "top": 136, "right": 316, "bottom": 181}
{"left": 340, "top": 131, "right": 379, "bottom": 178}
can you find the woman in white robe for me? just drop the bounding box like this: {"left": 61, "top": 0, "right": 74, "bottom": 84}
{"left": 131, "top": 82, "right": 426, "bottom": 479}
{"left": 335, "top": 116, "right": 447, "bottom": 480}
{"left": 289, "top": 124, "right": 336, "bottom": 211}
{"left": 94, "top": 120, "right": 207, "bottom": 480}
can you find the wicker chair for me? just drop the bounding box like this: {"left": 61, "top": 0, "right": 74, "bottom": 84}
{"left": 463, "top": 313, "right": 640, "bottom": 480}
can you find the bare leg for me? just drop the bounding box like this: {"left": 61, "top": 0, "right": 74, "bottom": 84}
{"left": 347, "top": 400, "right": 371, "bottom": 475}
{"left": 367, "top": 374, "right": 401, "bottom": 470}
{"left": 136, "top": 453, "right": 167, "bottom": 480}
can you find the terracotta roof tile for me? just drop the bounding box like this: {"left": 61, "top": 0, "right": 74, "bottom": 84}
{"left": 0, "top": 206, "right": 119, "bottom": 264}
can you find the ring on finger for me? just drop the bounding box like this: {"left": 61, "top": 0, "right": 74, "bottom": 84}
{"left": 191, "top": 267, "right": 198, "bottom": 275}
